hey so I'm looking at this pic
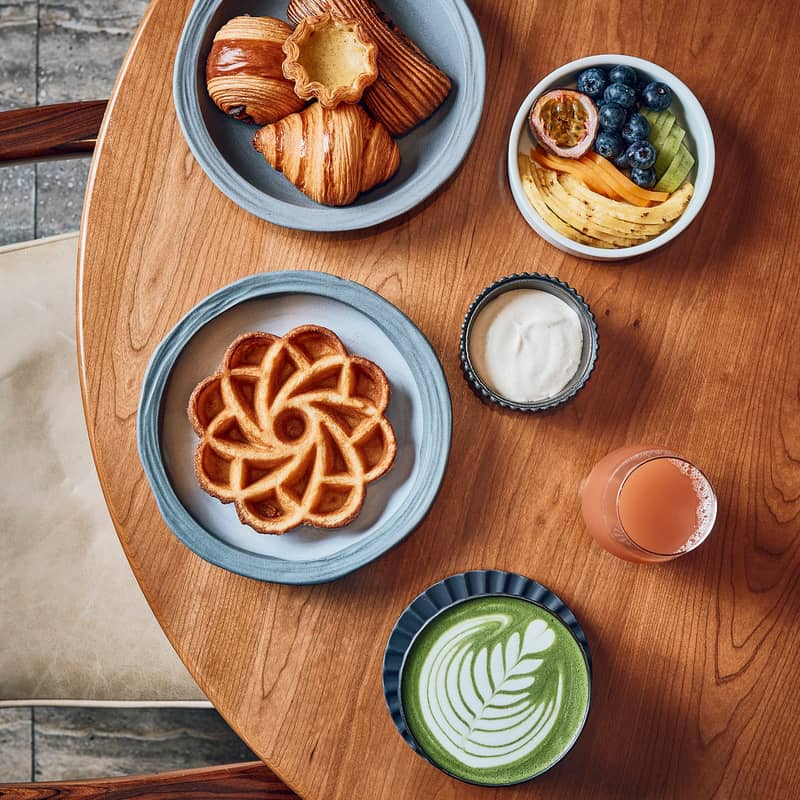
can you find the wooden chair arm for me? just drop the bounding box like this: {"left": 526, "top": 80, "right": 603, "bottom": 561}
{"left": 0, "top": 760, "right": 299, "bottom": 799}
{"left": 0, "top": 101, "right": 107, "bottom": 165}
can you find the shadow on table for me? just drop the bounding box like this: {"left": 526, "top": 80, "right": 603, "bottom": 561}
{"left": 534, "top": 632, "right": 704, "bottom": 799}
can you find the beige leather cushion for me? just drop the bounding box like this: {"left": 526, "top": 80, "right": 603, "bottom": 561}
{"left": 0, "top": 234, "right": 208, "bottom": 705}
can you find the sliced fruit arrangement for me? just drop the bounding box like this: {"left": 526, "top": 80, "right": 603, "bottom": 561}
{"left": 529, "top": 148, "right": 670, "bottom": 207}
{"left": 523, "top": 62, "right": 696, "bottom": 248}
{"left": 518, "top": 154, "right": 693, "bottom": 249}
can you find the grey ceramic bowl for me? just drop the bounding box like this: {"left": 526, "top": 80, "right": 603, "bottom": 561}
{"left": 460, "top": 273, "right": 598, "bottom": 412}
{"left": 173, "top": 0, "right": 485, "bottom": 232}
{"left": 382, "top": 569, "right": 592, "bottom": 786}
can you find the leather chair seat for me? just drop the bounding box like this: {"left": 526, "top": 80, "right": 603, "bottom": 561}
{"left": 0, "top": 234, "right": 208, "bottom": 706}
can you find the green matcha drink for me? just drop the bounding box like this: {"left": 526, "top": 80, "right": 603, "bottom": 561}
{"left": 400, "top": 596, "right": 590, "bottom": 785}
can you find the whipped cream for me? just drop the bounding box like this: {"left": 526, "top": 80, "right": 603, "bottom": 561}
{"left": 469, "top": 289, "right": 583, "bottom": 404}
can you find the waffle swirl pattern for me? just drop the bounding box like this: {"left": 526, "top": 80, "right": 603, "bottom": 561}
{"left": 188, "top": 326, "right": 397, "bottom": 534}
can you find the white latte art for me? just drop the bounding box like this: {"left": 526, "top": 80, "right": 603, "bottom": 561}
{"left": 416, "top": 613, "right": 562, "bottom": 769}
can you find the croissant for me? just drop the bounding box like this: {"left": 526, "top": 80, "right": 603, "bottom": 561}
{"left": 286, "top": 0, "right": 451, "bottom": 136}
{"left": 206, "top": 16, "right": 306, "bottom": 125}
{"left": 253, "top": 102, "right": 400, "bottom": 206}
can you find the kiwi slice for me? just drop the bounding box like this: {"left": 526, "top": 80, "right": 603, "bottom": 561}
{"left": 647, "top": 110, "right": 676, "bottom": 152}
{"left": 654, "top": 125, "right": 686, "bottom": 178}
{"left": 654, "top": 144, "right": 695, "bottom": 193}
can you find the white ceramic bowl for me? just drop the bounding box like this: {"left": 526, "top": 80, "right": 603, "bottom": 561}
{"left": 507, "top": 54, "right": 714, "bottom": 260}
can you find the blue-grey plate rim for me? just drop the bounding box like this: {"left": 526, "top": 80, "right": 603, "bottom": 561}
{"left": 172, "top": 0, "right": 486, "bottom": 232}
{"left": 382, "top": 569, "right": 592, "bottom": 785}
{"left": 137, "top": 270, "right": 452, "bottom": 584}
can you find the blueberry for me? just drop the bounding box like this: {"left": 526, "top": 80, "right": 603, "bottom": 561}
{"left": 594, "top": 130, "right": 624, "bottom": 159}
{"left": 641, "top": 81, "right": 672, "bottom": 111}
{"left": 613, "top": 150, "right": 631, "bottom": 170}
{"left": 630, "top": 166, "right": 657, "bottom": 188}
{"left": 626, "top": 140, "right": 657, "bottom": 169}
{"left": 603, "top": 82, "right": 637, "bottom": 109}
{"left": 622, "top": 113, "right": 651, "bottom": 144}
{"left": 608, "top": 65, "right": 638, "bottom": 87}
{"left": 598, "top": 102, "right": 626, "bottom": 131}
{"left": 576, "top": 67, "right": 608, "bottom": 99}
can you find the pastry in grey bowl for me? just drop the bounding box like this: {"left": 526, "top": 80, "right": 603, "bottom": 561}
{"left": 173, "top": 0, "right": 486, "bottom": 231}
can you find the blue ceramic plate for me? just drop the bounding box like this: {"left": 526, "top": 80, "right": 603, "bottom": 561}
{"left": 173, "top": 0, "right": 485, "bottom": 231}
{"left": 383, "top": 570, "right": 591, "bottom": 782}
{"left": 137, "top": 271, "right": 452, "bottom": 584}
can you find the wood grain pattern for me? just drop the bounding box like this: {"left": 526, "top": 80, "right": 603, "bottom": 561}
{"left": 0, "top": 762, "right": 297, "bottom": 799}
{"left": 77, "top": 0, "right": 800, "bottom": 798}
{"left": 0, "top": 101, "right": 107, "bottom": 165}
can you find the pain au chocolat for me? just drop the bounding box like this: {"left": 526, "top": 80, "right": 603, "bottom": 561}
{"left": 286, "top": 0, "right": 451, "bottom": 135}
{"left": 253, "top": 102, "right": 400, "bottom": 205}
{"left": 206, "top": 16, "right": 306, "bottom": 125}
{"left": 188, "top": 326, "right": 397, "bottom": 534}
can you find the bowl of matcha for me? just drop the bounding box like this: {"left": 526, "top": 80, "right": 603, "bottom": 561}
{"left": 383, "top": 570, "right": 591, "bottom": 786}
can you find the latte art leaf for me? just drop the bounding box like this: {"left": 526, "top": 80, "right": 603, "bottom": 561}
{"left": 417, "top": 613, "right": 564, "bottom": 768}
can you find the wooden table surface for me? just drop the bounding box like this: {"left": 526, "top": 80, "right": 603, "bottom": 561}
{"left": 78, "top": 0, "right": 800, "bottom": 797}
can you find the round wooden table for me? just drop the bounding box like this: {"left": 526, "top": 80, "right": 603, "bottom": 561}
{"left": 78, "top": 0, "right": 800, "bottom": 797}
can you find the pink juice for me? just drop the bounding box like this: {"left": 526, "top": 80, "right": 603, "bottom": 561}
{"left": 580, "top": 446, "right": 717, "bottom": 563}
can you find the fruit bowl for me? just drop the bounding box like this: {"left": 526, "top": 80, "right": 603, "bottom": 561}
{"left": 508, "top": 54, "right": 714, "bottom": 261}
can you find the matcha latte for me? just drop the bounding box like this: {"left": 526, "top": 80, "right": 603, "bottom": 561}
{"left": 400, "top": 596, "right": 590, "bottom": 785}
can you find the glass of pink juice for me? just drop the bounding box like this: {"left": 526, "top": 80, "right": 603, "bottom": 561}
{"left": 579, "top": 445, "right": 717, "bottom": 563}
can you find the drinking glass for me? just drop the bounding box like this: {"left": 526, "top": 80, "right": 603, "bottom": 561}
{"left": 579, "top": 445, "right": 717, "bottom": 563}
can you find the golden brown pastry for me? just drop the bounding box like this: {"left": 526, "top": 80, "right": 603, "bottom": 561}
{"left": 282, "top": 12, "right": 379, "bottom": 108}
{"left": 287, "top": 0, "right": 451, "bottom": 135}
{"left": 188, "top": 326, "right": 397, "bottom": 534}
{"left": 253, "top": 102, "right": 400, "bottom": 205}
{"left": 205, "top": 15, "right": 306, "bottom": 125}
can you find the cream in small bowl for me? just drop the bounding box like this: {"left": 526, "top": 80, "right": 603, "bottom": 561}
{"left": 461, "top": 274, "right": 598, "bottom": 412}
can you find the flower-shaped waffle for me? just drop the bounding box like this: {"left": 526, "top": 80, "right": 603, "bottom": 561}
{"left": 187, "top": 326, "right": 397, "bottom": 534}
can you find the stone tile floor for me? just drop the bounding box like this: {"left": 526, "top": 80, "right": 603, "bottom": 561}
{"left": 0, "top": 707, "right": 257, "bottom": 782}
{"left": 0, "top": 0, "right": 257, "bottom": 783}
{"left": 1, "top": 0, "right": 149, "bottom": 244}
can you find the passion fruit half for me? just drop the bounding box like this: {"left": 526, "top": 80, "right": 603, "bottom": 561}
{"left": 529, "top": 89, "right": 598, "bottom": 159}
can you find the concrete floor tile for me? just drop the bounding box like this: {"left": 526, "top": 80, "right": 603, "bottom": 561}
{"left": 0, "top": 165, "right": 36, "bottom": 245}
{"left": 35, "top": 159, "right": 90, "bottom": 237}
{"left": 37, "top": 0, "right": 147, "bottom": 103}
{"left": 0, "top": 1, "right": 37, "bottom": 110}
{"left": 34, "top": 707, "right": 257, "bottom": 781}
{"left": 0, "top": 707, "right": 33, "bottom": 782}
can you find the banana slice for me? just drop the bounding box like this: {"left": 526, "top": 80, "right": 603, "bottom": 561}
{"left": 559, "top": 173, "right": 693, "bottom": 226}
{"left": 532, "top": 164, "right": 647, "bottom": 247}
{"left": 518, "top": 154, "right": 693, "bottom": 249}
{"left": 517, "top": 155, "right": 612, "bottom": 248}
